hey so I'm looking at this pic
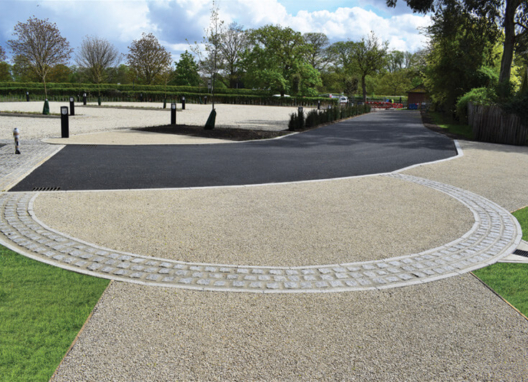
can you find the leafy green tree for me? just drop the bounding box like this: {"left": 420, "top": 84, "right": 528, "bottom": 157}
{"left": 423, "top": 3, "right": 501, "bottom": 114}
{"left": 352, "top": 32, "right": 389, "bottom": 101}
{"left": 0, "top": 45, "right": 6, "bottom": 62}
{"left": 241, "top": 25, "right": 321, "bottom": 96}
{"left": 386, "top": 0, "right": 528, "bottom": 86}
{"left": 377, "top": 70, "right": 412, "bottom": 95}
{"left": 386, "top": 50, "right": 405, "bottom": 72}
{"left": 0, "top": 62, "right": 12, "bottom": 81}
{"left": 47, "top": 64, "right": 71, "bottom": 83}
{"left": 173, "top": 51, "right": 201, "bottom": 86}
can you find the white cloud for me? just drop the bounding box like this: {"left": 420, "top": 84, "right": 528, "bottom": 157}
{"left": 0, "top": 0, "right": 431, "bottom": 63}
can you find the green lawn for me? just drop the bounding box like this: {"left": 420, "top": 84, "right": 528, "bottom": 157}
{"left": 0, "top": 246, "right": 109, "bottom": 382}
{"left": 473, "top": 207, "right": 528, "bottom": 317}
{"left": 429, "top": 111, "right": 474, "bottom": 139}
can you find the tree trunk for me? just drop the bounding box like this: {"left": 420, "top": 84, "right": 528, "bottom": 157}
{"left": 499, "top": 0, "right": 519, "bottom": 85}
{"left": 361, "top": 75, "right": 367, "bottom": 103}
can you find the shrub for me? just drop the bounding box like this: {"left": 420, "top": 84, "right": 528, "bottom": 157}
{"left": 456, "top": 87, "right": 497, "bottom": 124}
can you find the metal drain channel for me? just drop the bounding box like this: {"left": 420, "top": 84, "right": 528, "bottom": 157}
{"left": 513, "top": 249, "right": 528, "bottom": 258}
{"left": 32, "top": 187, "right": 61, "bottom": 192}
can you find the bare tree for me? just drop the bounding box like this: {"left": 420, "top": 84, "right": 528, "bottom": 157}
{"left": 0, "top": 45, "right": 6, "bottom": 62}
{"left": 76, "top": 36, "right": 120, "bottom": 84}
{"left": 304, "top": 32, "right": 331, "bottom": 71}
{"left": 8, "top": 17, "right": 72, "bottom": 96}
{"left": 220, "top": 22, "right": 248, "bottom": 88}
{"left": 127, "top": 33, "right": 172, "bottom": 85}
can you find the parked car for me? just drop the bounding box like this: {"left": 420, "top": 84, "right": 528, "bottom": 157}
{"left": 339, "top": 96, "right": 348, "bottom": 104}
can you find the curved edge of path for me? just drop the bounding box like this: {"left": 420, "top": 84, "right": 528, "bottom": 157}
{"left": 0, "top": 174, "right": 522, "bottom": 293}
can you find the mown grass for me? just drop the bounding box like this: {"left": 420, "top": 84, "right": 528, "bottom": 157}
{"left": 0, "top": 246, "right": 109, "bottom": 382}
{"left": 429, "top": 111, "right": 474, "bottom": 139}
{"left": 473, "top": 206, "right": 528, "bottom": 317}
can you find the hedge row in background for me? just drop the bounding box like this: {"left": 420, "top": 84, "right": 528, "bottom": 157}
{"left": 0, "top": 87, "right": 341, "bottom": 107}
{"left": 288, "top": 103, "right": 371, "bottom": 130}
{"left": 0, "top": 82, "right": 272, "bottom": 95}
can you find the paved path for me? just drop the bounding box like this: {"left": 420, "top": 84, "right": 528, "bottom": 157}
{"left": 1, "top": 110, "right": 527, "bottom": 380}
{"left": 10, "top": 111, "right": 457, "bottom": 191}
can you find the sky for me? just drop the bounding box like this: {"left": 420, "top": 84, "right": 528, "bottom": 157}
{"left": 0, "top": 0, "right": 432, "bottom": 65}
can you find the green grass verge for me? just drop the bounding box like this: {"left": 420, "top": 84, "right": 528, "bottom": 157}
{"left": 473, "top": 207, "right": 528, "bottom": 318}
{"left": 0, "top": 246, "right": 109, "bottom": 381}
{"left": 429, "top": 111, "right": 474, "bottom": 139}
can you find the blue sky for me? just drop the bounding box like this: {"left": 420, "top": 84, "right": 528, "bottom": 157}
{"left": 0, "top": 0, "right": 431, "bottom": 65}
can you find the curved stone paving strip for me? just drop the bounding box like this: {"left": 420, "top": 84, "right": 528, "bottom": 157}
{"left": 0, "top": 174, "right": 522, "bottom": 293}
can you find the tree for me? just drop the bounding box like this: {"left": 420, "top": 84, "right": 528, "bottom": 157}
{"left": 220, "top": 22, "right": 248, "bottom": 88}
{"left": 173, "top": 51, "right": 201, "bottom": 86}
{"left": 386, "top": 0, "right": 528, "bottom": 86}
{"left": 423, "top": 4, "right": 501, "bottom": 114}
{"left": 0, "top": 45, "right": 6, "bottom": 62}
{"left": 8, "top": 17, "right": 72, "bottom": 96}
{"left": 0, "top": 62, "right": 12, "bottom": 81}
{"left": 352, "top": 32, "right": 389, "bottom": 101}
{"left": 127, "top": 32, "right": 172, "bottom": 85}
{"left": 47, "top": 64, "right": 71, "bottom": 83}
{"left": 242, "top": 25, "right": 320, "bottom": 96}
{"left": 304, "top": 32, "right": 331, "bottom": 71}
{"left": 377, "top": 70, "right": 412, "bottom": 94}
{"left": 386, "top": 50, "right": 406, "bottom": 72}
{"left": 76, "top": 36, "right": 120, "bottom": 84}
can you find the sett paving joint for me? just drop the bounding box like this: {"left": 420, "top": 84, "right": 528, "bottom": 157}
{"left": 0, "top": 173, "right": 522, "bottom": 293}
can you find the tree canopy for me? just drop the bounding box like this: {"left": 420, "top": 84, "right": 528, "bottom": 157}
{"left": 173, "top": 51, "right": 201, "bottom": 86}
{"left": 8, "top": 17, "right": 73, "bottom": 96}
{"left": 76, "top": 36, "right": 120, "bottom": 84}
{"left": 242, "top": 25, "right": 321, "bottom": 96}
{"left": 127, "top": 32, "right": 172, "bottom": 85}
{"left": 386, "top": 0, "right": 528, "bottom": 85}
{"left": 352, "top": 32, "right": 390, "bottom": 101}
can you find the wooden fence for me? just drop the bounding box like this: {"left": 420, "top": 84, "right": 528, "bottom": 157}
{"left": 468, "top": 102, "right": 528, "bottom": 146}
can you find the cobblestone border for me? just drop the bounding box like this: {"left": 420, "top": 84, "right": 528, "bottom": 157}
{"left": 0, "top": 174, "right": 522, "bottom": 293}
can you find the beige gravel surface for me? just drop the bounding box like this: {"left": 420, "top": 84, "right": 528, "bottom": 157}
{"left": 18, "top": 118, "right": 528, "bottom": 380}
{"left": 0, "top": 102, "right": 299, "bottom": 140}
{"left": 403, "top": 140, "right": 528, "bottom": 212}
{"left": 34, "top": 176, "right": 474, "bottom": 266}
{"left": 51, "top": 276, "right": 528, "bottom": 381}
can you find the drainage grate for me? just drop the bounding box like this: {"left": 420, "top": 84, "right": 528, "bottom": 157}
{"left": 32, "top": 187, "right": 61, "bottom": 192}
{"left": 513, "top": 249, "right": 528, "bottom": 258}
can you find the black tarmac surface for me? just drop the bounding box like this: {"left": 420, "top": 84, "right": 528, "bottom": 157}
{"left": 11, "top": 111, "right": 457, "bottom": 191}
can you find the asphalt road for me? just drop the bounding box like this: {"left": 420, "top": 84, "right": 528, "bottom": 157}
{"left": 11, "top": 111, "right": 457, "bottom": 191}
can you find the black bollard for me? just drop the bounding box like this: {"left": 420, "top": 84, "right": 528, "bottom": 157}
{"left": 69, "top": 97, "right": 75, "bottom": 116}
{"left": 83, "top": 93, "right": 87, "bottom": 105}
{"left": 182, "top": 96, "right": 186, "bottom": 110}
{"left": 26, "top": 92, "right": 30, "bottom": 102}
{"left": 140, "top": 93, "right": 143, "bottom": 102}
{"left": 317, "top": 100, "right": 320, "bottom": 110}
{"left": 171, "top": 103, "right": 176, "bottom": 125}
{"left": 204, "top": 96, "right": 207, "bottom": 104}
{"left": 61, "top": 106, "right": 69, "bottom": 138}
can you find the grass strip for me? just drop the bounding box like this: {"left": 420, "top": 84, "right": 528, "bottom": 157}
{"left": 429, "top": 111, "right": 473, "bottom": 139}
{"left": 0, "top": 245, "right": 109, "bottom": 381}
{"left": 473, "top": 206, "right": 528, "bottom": 318}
